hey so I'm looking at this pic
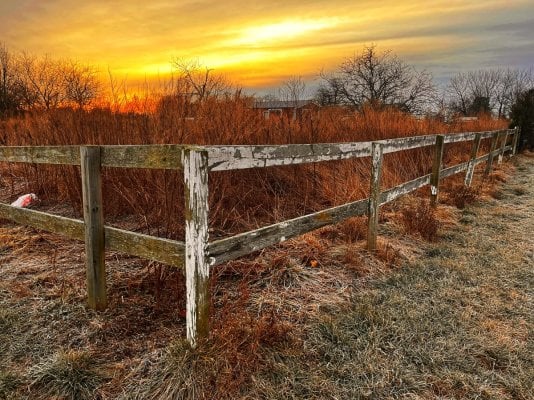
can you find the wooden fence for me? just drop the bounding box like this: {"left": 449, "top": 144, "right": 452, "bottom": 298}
{"left": 0, "top": 127, "right": 520, "bottom": 347}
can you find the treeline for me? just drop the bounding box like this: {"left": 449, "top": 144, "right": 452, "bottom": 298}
{"left": 314, "top": 46, "right": 533, "bottom": 119}
{"left": 0, "top": 44, "right": 100, "bottom": 114}
{"left": 1, "top": 42, "right": 533, "bottom": 122}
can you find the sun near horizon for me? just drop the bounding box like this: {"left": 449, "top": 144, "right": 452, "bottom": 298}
{"left": 1, "top": 0, "right": 533, "bottom": 92}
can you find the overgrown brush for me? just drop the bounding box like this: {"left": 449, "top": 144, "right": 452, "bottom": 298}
{"left": 401, "top": 199, "right": 439, "bottom": 241}
{"left": 449, "top": 184, "right": 481, "bottom": 209}
{"left": 0, "top": 101, "right": 506, "bottom": 240}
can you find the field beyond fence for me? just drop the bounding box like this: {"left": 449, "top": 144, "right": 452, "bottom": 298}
{"left": 0, "top": 120, "right": 519, "bottom": 346}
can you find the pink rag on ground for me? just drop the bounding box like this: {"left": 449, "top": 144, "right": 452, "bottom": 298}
{"left": 10, "top": 194, "right": 38, "bottom": 208}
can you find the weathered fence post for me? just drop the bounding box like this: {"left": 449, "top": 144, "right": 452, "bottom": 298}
{"left": 430, "top": 135, "right": 445, "bottom": 207}
{"left": 367, "top": 142, "right": 383, "bottom": 252}
{"left": 485, "top": 131, "right": 499, "bottom": 176}
{"left": 80, "top": 146, "right": 107, "bottom": 310}
{"left": 498, "top": 131, "right": 508, "bottom": 164}
{"left": 511, "top": 126, "right": 520, "bottom": 156}
{"left": 464, "top": 133, "right": 482, "bottom": 187}
{"left": 183, "top": 148, "right": 210, "bottom": 347}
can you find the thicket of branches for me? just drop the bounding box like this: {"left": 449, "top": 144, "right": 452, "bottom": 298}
{"left": 447, "top": 68, "right": 533, "bottom": 118}
{"left": 0, "top": 44, "right": 101, "bottom": 115}
{"left": 316, "top": 45, "right": 436, "bottom": 115}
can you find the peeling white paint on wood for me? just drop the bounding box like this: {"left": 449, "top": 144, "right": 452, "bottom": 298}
{"left": 380, "top": 175, "right": 432, "bottom": 205}
{"left": 367, "top": 142, "right": 383, "bottom": 251}
{"left": 430, "top": 135, "right": 445, "bottom": 207}
{"left": 465, "top": 133, "right": 482, "bottom": 187}
{"left": 183, "top": 149, "right": 210, "bottom": 348}
{"left": 208, "top": 198, "right": 369, "bottom": 265}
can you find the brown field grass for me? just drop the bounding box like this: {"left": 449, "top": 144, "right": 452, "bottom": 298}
{"left": 1, "top": 153, "right": 530, "bottom": 399}
{"left": 0, "top": 99, "right": 506, "bottom": 240}
{"left": 1, "top": 101, "right": 524, "bottom": 399}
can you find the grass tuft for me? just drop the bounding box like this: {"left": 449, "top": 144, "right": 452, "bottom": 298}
{"left": 401, "top": 199, "right": 439, "bottom": 241}
{"left": 29, "top": 350, "right": 106, "bottom": 400}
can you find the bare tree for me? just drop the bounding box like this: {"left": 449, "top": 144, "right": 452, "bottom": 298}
{"left": 279, "top": 76, "right": 306, "bottom": 103}
{"left": 171, "top": 58, "right": 228, "bottom": 102}
{"left": 63, "top": 61, "right": 100, "bottom": 109}
{"left": 319, "top": 45, "right": 435, "bottom": 114}
{"left": 18, "top": 53, "right": 64, "bottom": 110}
{"left": 279, "top": 75, "right": 307, "bottom": 120}
{"left": 315, "top": 73, "right": 344, "bottom": 106}
{"left": 0, "top": 43, "right": 15, "bottom": 113}
{"left": 447, "top": 68, "right": 533, "bottom": 117}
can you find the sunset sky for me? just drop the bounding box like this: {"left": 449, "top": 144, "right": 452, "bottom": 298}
{"left": 1, "top": 0, "right": 533, "bottom": 94}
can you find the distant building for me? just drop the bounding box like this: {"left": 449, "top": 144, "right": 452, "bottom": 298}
{"left": 253, "top": 100, "right": 320, "bottom": 121}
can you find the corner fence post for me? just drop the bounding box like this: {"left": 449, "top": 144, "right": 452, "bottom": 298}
{"left": 183, "top": 148, "right": 210, "bottom": 348}
{"left": 511, "top": 126, "right": 520, "bottom": 156}
{"left": 485, "top": 131, "right": 499, "bottom": 176}
{"left": 80, "top": 146, "right": 107, "bottom": 310}
{"left": 465, "top": 133, "right": 482, "bottom": 187}
{"left": 430, "top": 135, "right": 445, "bottom": 207}
{"left": 498, "top": 131, "right": 507, "bottom": 164}
{"left": 367, "top": 142, "right": 383, "bottom": 252}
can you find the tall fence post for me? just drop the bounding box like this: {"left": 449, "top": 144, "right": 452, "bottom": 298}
{"left": 367, "top": 142, "right": 383, "bottom": 252}
{"left": 80, "top": 146, "right": 107, "bottom": 311}
{"left": 511, "top": 126, "right": 520, "bottom": 156}
{"left": 430, "top": 135, "right": 445, "bottom": 207}
{"left": 498, "top": 131, "right": 508, "bottom": 164}
{"left": 464, "top": 133, "right": 482, "bottom": 187}
{"left": 485, "top": 131, "right": 499, "bottom": 176}
{"left": 183, "top": 148, "right": 210, "bottom": 348}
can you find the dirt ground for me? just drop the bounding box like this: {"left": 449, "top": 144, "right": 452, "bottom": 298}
{"left": 1, "top": 154, "right": 533, "bottom": 399}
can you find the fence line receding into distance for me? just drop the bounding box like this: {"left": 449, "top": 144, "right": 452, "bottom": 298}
{"left": 0, "top": 127, "right": 520, "bottom": 347}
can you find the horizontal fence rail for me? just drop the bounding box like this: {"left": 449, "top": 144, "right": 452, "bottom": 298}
{"left": 0, "top": 127, "right": 519, "bottom": 346}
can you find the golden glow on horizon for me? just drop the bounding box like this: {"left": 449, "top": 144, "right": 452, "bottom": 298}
{"left": 0, "top": 0, "right": 531, "bottom": 89}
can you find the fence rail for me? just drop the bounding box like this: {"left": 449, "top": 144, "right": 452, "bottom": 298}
{"left": 0, "top": 127, "right": 520, "bottom": 346}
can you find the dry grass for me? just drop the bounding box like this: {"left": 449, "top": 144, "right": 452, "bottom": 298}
{"left": 0, "top": 102, "right": 506, "bottom": 239}
{"left": 1, "top": 153, "right": 531, "bottom": 399}
{"left": 400, "top": 199, "right": 439, "bottom": 241}
{"left": 0, "top": 100, "right": 524, "bottom": 399}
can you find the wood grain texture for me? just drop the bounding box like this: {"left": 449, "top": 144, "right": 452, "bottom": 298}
{"left": 440, "top": 161, "right": 469, "bottom": 179}
{"left": 0, "top": 203, "right": 85, "bottom": 239}
{"left": 81, "top": 146, "right": 107, "bottom": 310}
{"left": 498, "top": 131, "right": 508, "bottom": 164}
{"left": 511, "top": 127, "right": 520, "bottom": 156}
{"left": 105, "top": 227, "right": 185, "bottom": 267}
{"left": 101, "top": 145, "right": 186, "bottom": 169}
{"left": 430, "top": 135, "right": 445, "bottom": 207}
{"left": 465, "top": 133, "right": 482, "bottom": 187}
{"left": 380, "top": 174, "right": 432, "bottom": 205}
{"left": 208, "top": 198, "right": 369, "bottom": 265}
{"left": 485, "top": 132, "right": 499, "bottom": 176}
{"left": 0, "top": 203, "right": 185, "bottom": 266}
{"left": 0, "top": 146, "right": 80, "bottom": 165}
